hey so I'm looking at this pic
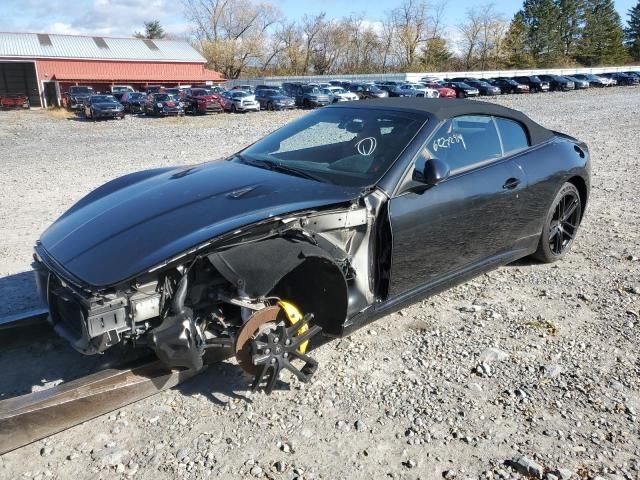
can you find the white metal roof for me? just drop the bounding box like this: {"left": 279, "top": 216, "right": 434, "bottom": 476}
{"left": 0, "top": 32, "right": 206, "bottom": 63}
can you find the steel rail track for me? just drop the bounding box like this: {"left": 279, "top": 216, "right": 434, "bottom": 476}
{"left": 0, "top": 309, "right": 227, "bottom": 456}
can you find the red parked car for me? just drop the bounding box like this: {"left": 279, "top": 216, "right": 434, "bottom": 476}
{"left": 184, "top": 88, "right": 224, "bottom": 114}
{"left": 1, "top": 93, "right": 30, "bottom": 109}
{"left": 423, "top": 83, "right": 456, "bottom": 98}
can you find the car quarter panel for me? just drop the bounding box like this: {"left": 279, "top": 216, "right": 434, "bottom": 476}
{"left": 511, "top": 137, "right": 590, "bottom": 241}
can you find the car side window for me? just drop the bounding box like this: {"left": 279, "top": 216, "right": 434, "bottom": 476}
{"left": 495, "top": 117, "right": 529, "bottom": 155}
{"left": 428, "top": 115, "right": 502, "bottom": 173}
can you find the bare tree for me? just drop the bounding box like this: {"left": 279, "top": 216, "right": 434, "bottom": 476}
{"left": 458, "top": 3, "right": 506, "bottom": 70}
{"left": 184, "top": 0, "right": 281, "bottom": 78}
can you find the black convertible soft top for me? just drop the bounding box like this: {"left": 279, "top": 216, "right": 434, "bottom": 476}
{"left": 330, "top": 98, "right": 555, "bottom": 146}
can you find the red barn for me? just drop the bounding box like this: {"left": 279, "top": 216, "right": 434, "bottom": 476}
{"left": 0, "top": 32, "right": 224, "bottom": 107}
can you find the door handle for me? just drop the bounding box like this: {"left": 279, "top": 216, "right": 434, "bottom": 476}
{"left": 502, "top": 178, "right": 521, "bottom": 190}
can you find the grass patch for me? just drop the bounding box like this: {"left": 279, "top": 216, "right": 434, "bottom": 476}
{"left": 526, "top": 318, "right": 558, "bottom": 335}
{"left": 45, "top": 108, "right": 76, "bottom": 120}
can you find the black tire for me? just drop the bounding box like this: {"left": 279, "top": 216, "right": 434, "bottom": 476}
{"left": 267, "top": 102, "right": 273, "bottom": 111}
{"left": 456, "top": 91, "right": 464, "bottom": 98}
{"left": 532, "top": 182, "right": 582, "bottom": 263}
{"left": 231, "top": 104, "right": 237, "bottom": 113}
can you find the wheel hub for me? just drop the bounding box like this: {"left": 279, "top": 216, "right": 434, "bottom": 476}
{"left": 234, "top": 305, "right": 322, "bottom": 394}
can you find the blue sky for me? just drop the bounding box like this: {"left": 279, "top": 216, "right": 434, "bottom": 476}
{"left": 0, "top": 0, "right": 636, "bottom": 39}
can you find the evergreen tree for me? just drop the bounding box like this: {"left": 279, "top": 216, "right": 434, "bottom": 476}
{"left": 522, "top": 0, "right": 562, "bottom": 65}
{"left": 503, "top": 11, "right": 535, "bottom": 67}
{"left": 134, "top": 21, "right": 167, "bottom": 40}
{"left": 578, "top": 0, "right": 628, "bottom": 65}
{"left": 625, "top": 0, "right": 640, "bottom": 60}
{"left": 421, "top": 37, "right": 453, "bottom": 71}
{"left": 557, "top": 0, "right": 584, "bottom": 59}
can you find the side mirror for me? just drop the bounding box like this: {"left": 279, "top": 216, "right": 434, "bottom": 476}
{"left": 412, "top": 158, "right": 450, "bottom": 187}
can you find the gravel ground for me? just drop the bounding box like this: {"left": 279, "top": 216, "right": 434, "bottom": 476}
{"left": 0, "top": 88, "right": 639, "bottom": 480}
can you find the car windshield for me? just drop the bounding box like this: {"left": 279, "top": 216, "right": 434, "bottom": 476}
{"left": 130, "top": 93, "right": 145, "bottom": 99}
{"left": 92, "top": 95, "right": 117, "bottom": 103}
{"left": 232, "top": 91, "right": 250, "bottom": 98}
{"left": 454, "top": 82, "right": 472, "bottom": 88}
{"left": 70, "top": 87, "right": 92, "bottom": 94}
{"left": 192, "top": 90, "right": 208, "bottom": 96}
{"left": 263, "top": 90, "right": 280, "bottom": 96}
{"left": 154, "top": 94, "right": 175, "bottom": 101}
{"left": 303, "top": 86, "right": 320, "bottom": 94}
{"left": 529, "top": 76, "right": 541, "bottom": 82}
{"left": 112, "top": 86, "right": 131, "bottom": 92}
{"left": 235, "top": 107, "right": 426, "bottom": 187}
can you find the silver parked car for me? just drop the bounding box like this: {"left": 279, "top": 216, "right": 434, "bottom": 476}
{"left": 221, "top": 91, "right": 260, "bottom": 113}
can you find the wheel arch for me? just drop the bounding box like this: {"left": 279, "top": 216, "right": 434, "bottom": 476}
{"left": 567, "top": 175, "right": 588, "bottom": 220}
{"left": 207, "top": 236, "right": 349, "bottom": 336}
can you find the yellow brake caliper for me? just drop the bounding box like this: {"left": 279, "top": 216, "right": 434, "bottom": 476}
{"left": 277, "top": 300, "right": 309, "bottom": 353}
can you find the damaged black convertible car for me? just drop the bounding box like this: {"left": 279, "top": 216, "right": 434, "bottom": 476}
{"left": 33, "top": 99, "right": 590, "bottom": 393}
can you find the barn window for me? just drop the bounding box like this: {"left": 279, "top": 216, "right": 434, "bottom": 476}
{"left": 143, "top": 39, "right": 159, "bottom": 51}
{"left": 93, "top": 37, "right": 109, "bottom": 49}
{"left": 37, "top": 34, "right": 52, "bottom": 46}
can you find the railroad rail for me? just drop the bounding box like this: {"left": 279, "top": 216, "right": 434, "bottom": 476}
{"left": 0, "top": 309, "right": 223, "bottom": 455}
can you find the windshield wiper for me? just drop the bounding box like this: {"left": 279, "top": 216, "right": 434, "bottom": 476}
{"left": 235, "top": 156, "right": 329, "bottom": 183}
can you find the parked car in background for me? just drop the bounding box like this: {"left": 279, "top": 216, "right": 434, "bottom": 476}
{"left": 63, "top": 86, "right": 94, "bottom": 110}
{"left": 538, "top": 75, "right": 574, "bottom": 91}
{"left": 348, "top": 83, "right": 389, "bottom": 100}
{"left": 294, "top": 85, "right": 331, "bottom": 108}
{"left": 110, "top": 85, "right": 134, "bottom": 101}
{"left": 465, "top": 80, "right": 501, "bottom": 96}
{"left": 395, "top": 83, "right": 440, "bottom": 98}
{"left": 254, "top": 84, "right": 279, "bottom": 92}
{"left": 184, "top": 88, "right": 223, "bottom": 114}
{"left": 144, "top": 93, "right": 184, "bottom": 117}
{"left": 233, "top": 85, "right": 255, "bottom": 93}
{"left": 440, "top": 81, "right": 479, "bottom": 98}
{"left": 282, "top": 82, "right": 303, "bottom": 97}
{"left": 623, "top": 71, "right": 640, "bottom": 81}
{"left": 489, "top": 78, "right": 530, "bottom": 94}
{"left": 564, "top": 76, "right": 589, "bottom": 89}
{"left": 604, "top": 72, "right": 639, "bottom": 86}
{"left": 320, "top": 86, "right": 359, "bottom": 103}
{"left": 0, "top": 93, "right": 30, "bottom": 109}
{"left": 420, "top": 75, "right": 443, "bottom": 83}
{"left": 119, "top": 92, "right": 147, "bottom": 113}
{"left": 255, "top": 89, "right": 296, "bottom": 110}
{"left": 221, "top": 90, "right": 260, "bottom": 113}
{"left": 423, "top": 82, "right": 456, "bottom": 98}
{"left": 379, "top": 82, "right": 413, "bottom": 97}
{"left": 571, "top": 74, "right": 607, "bottom": 87}
{"left": 164, "top": 88, "right": 186, "bottom": 101}
{"left": 145, "top": 85, "right": 165, "bottom": 95}
{"left": 512, "top": 76, "right": 549, "bottom": 93}
{"left": 83, "top": 94, "right": 124, "bottom": 121}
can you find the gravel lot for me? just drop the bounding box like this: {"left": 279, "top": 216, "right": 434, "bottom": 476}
{"left": 1, "top": 88, "right": 639, "bottom": 480}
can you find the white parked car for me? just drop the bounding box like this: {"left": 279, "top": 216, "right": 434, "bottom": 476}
{"left": 595, "top": 75, "right": 617, "bottom": 86}
{"left": 397, "top": 83, "right": 440, "bottom": 98}
{"left": 321, "top": 87, "right": 359, "bottom": 103}
{"left": 221, "top": 91, "right": 260, "bottom": 112}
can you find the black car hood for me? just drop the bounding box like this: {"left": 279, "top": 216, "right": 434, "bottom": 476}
{"left": 39, "top": 161, "right": 362, "bottom": 287}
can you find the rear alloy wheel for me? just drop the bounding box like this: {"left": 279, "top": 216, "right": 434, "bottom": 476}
{"left": 533, "top": 182, "right": 582, "bottom": 263}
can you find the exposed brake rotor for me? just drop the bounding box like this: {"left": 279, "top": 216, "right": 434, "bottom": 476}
{"left": 234, "top": 304, "right": 322, "bottom": 394}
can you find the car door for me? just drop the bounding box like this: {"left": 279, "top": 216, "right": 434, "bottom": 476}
{"left": 387, "top": 115, "right": 527, "bottom": 297}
